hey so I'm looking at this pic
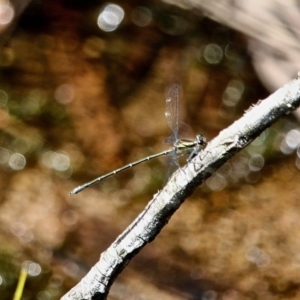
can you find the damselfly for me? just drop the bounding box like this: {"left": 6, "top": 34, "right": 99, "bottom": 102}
{"left": 70, "top": 85, "right": 206, "bottom": 195}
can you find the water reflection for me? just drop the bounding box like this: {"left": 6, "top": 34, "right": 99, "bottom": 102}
{"left": 54, "top": 84, "right": 74, "bottom": 105}
{"left": 280, "top": 137, "right": 296, "bottom": 155}
{"left": 206, "top": 173, "right": 227, "bottom": 191}
{"left": 10, "top": 221, "right": 26, "bottom": 237}
{"left": 63, "top": 261, "right": 80, "bottom": 277}
{"left": 203, "top": 44, "right": 223, "bottom": 64}
{"left": 222, "top": 80, "right": 244, "bottom": 107}
{"left": 97, "top": 3, "right": 125, "bottom": 32}
{"left": 23, "top": 261, "right": 42, "bottom": 276}
{"left": 0, "top": 2, "right": 14, "bottom": 26}
{"left": 285, "top": 129, "right": 300, "bottom": 149}
{"left": 8, "top": 153, "right": 26, "bottom": 170}
{"left": 41, "top": 151, "right": 70, "bottom": 172}
{"left": 248, "top": 154, "right": 265, "bottom": 172}
{"left": 48, "top": 274, "right": 63, "bottom": 288}
{"left": 131, "top": 6, "right": 152, "bottom": 27}
{"left": 245, "top": 246, "right": 270, "bottom": 268}
{"left": 10, "top": 222, "right": 34, "bottom": 243}
{"left": 37, "top": 290, "right": 51, "bottom": 300}
{"left": 245, "top": 171, "right": 261, "bottom": 184}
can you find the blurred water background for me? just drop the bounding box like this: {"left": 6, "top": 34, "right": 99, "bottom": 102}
{"left": 1, "top": 1, "right": 300, "bottom": 299}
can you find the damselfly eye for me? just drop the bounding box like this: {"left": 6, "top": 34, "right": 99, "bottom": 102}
{"left": 196, "top": 134, "right": 207, "bottom": 146}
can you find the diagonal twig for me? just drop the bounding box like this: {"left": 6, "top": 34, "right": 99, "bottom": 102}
{"left": 61, "top": 75, "right": 300, "bottom": 300}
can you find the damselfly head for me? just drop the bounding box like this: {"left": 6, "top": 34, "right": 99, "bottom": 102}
{"left": 196, "top": 134, "right": 207, "bottom": 147}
